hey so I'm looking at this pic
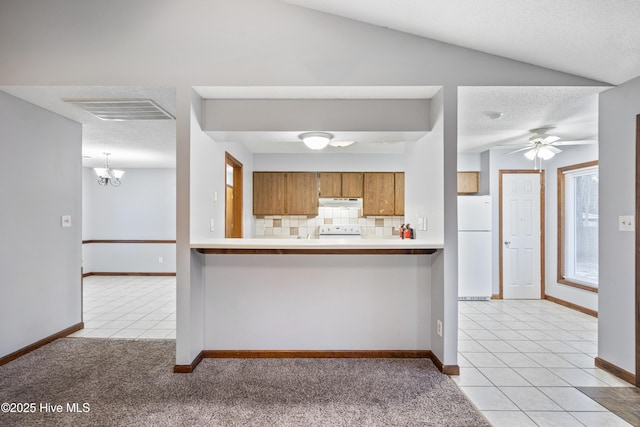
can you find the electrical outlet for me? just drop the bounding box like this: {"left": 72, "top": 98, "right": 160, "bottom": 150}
{"left": 619, "top": 215, "right": 634, "bottom": 231}
{"left": 436, "top": 320, "right": 443, "bottom": 337}
{"left": 214, "top": 192, "right": 218, "bottom": 203}
{"left": 158, "top": 257, "right": 164, "bottom": 264}
{"left": 61, "top": 215, "right": 72, "bottom": 227}
{"left": 210, "top": 218, "right": 215, "bottom": 232}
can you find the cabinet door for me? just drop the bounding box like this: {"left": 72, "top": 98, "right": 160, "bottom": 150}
{"left": 363, "top": 172, "right": 395, "bottom": 216}
{"left": 457, "top": 171, "right": 479, "bottom": 194}
{"left": 341, "top": 172, "right": 363, "bottom": 198}
{"left": 285, "top": 172, "right": 318, "bottom": 215}
{"left": 394, "top": 172, "right": 405, "bottom": 215}
{"left": 319, "top": 172, "right": 342, "bottom": 197}
{"left": 253, "top": 172, "right": 285, "bottom": 215}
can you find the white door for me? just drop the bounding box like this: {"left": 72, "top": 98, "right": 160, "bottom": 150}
{"left": 501, "top": 172, "right": 542, "bottom": 299}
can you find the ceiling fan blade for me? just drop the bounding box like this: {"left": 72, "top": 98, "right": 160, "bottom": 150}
{"left": 504, "top": 146, "right": 534, "bottom": 155}
{"left": 542, "top": 135, "right": 561, "bottom": 144}
{"left": 553, "top": 139, "right": 597, "bottom": 146}
{"left": 546, "top": 145, "right": 562, "bottom": 154}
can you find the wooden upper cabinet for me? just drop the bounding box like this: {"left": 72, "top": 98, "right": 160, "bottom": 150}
{"left": 253, "top": 172, "right": 285, "bottom": 215}
{"left": 457, "top": 171, "right": 479, "bottom": 194}
{"left": 363, "top": 172, "right": 395, "bottom": 216}
{"left": 319, "top": 172, "right": 342, "bottom": 198}
{"left": 341, "top": 172, "right": 363, "bottom": 198}
{"left": 394, "top": 172, "right": 405, "bottom": 216}
{"left": 284, "top": 172, "right": 318, "bottom": 216}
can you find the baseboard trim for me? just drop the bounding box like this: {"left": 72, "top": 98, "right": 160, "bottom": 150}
{"left": 491, "top": 294, "right": 501, "bottom": 300}
{"left": 595, "top": 357, "right": 636, "bottom": 385}
{"left": 194, "top": 349, "right": 457, "bottom": 375}
{"left": 174, "top": 351, "right": 204, "bottom": 373}
{"left": 83, "top": 272, "right": 176, "bottom": 277}
{"left": 544, "top": 294, "right": 597, "bottom": 317}
{"left": 0, "top": 322, "right": 84, "bottom": 367}
{"left": 429, "top": 352, "right": 460, "bottom": 375}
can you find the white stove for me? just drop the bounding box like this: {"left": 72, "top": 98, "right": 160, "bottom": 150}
{"left": 318, "top": 224, "right": 362, "bottom": 239}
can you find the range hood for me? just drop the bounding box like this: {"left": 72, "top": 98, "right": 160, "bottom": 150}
{"left": 318, "top": 198, "right": 362, "bottom": 207}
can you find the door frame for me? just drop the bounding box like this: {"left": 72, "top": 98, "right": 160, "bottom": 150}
{"left": 635, "top": 115, "right": 640, "bottom": 386}
{"left": 498, "top": 169, "right": 546, "bottom": 299}
{"left": 225, "top": 152, "right": 243, "bottom": 238}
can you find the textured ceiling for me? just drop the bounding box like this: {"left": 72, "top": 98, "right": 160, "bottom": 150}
{"left": 283, "top": 0, "right": 640, "bottom": 85}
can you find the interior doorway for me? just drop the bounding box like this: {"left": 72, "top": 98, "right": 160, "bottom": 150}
{"left": 499, "top": 170, "right": 545, "bottom": 299}
{"left": 635, "top": 115, "right": 640, "bottom": 387}
{"left": 225, "top": 152, "right": 243, "bottom": 238}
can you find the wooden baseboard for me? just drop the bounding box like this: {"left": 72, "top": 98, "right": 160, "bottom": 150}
{"left": 83, "top": 272, "right": 176, "bottom": 277}
{"left": 544, "top": 294, "right": 597, "bottom": 317}
{"left": 174, "top": 351, "right": 204, "bottom": 373}
{"left": 491, "top": 294, "right": 501, "bottom": 300}
{"left": 202, "top": 350, "right": 432, "bottom": 359}
{"left": 190, "top": 349, "right": 457, "bottom": 376}
{"left": 429, "top": 352, "right": 460, "bottom": 375}
{"left": 595, "top": 357, "right": 636, "bottom": 385}
{"left": 0, "top": 322, "right": 84, "bottom": 367}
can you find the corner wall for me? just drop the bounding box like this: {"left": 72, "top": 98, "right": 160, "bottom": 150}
{"left": 0, "top": 91, "right": 82, "bottom": 358}
{"left": 598, "top": 78, "right": 640, "bottom": 374}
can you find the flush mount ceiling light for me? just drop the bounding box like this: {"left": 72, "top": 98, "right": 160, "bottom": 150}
{"left": 94, "top": 153, "right": 124, "bottom": 186}
{"left": 483, "top": 111, "right": 504, "bottom": 120}
{"left": 300, "top": 132, "right": 332, "bottom": 150}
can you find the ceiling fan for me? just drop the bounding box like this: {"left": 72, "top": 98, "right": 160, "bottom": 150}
{"left": 503, "top": 127, "right": 596, "bottom": 166}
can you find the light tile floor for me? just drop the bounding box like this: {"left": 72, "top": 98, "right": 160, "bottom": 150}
{"left": 455, "top": 299, "right": 634, "bottom": 427}
{"left": 71, "top": 277, "right": 635, "bottom": 426}
{"left": 69, "top": 275, "right": 176, "bottom": 339}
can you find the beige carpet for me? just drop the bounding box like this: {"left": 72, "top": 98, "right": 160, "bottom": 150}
{"left": 0, "top": 338, "right": 489, "bottom": 426}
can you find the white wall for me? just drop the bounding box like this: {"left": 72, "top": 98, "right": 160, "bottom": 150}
{"left": 0, "top": 91, "right": 82, "bottom": 358}
{"left": 598, "top": 78, "right": 640, "bottom": 374}
{"left": 543, "top": 144, "right": 599, "bottom": 311}
{"left": 0, "top": 0, "right": 607, "bottom": 366}
{"left": 253, "top": 153, "right": 404, "bottom": 172}
{"left": 203, "top": 254, "right": 431, "bottom": 350}
{"left": 82, "top": 167, "right": 176, "bottom": 273}
{"left": 487, "top": 145, "right": 598, "bottom": 310}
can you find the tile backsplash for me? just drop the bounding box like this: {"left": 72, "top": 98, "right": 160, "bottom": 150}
{"left": 255, "top": 206, "right": 404, "bottom": 239}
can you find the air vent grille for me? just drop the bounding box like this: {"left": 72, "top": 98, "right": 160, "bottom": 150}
{"left": 63, "top": 98, "right": 175, "bottom": 121}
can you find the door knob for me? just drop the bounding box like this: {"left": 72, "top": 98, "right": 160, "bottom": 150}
{"left": 504, "top": 241, "right": 511, "bottom": 248}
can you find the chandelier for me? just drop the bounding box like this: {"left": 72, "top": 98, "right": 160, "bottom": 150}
{"left": 94, "top": 153, "right": 124, "bottom": 186}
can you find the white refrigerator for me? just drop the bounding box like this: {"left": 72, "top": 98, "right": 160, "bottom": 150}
{"left": 458, "top": 195, "right": 492, "bottom": 300}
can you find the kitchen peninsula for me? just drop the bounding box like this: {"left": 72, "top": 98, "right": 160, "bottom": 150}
{"left": 185, "top": 238, "right": 453, "bottom": 374}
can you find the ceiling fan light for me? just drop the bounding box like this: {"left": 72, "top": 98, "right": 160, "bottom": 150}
{"left": 537, "top": 146, "right": 555, "bottom": 160}
{"left": 300, "top": 132, "right": 332, "bottom": 150}
{"left": 524, "top": 149, "right": 537, "bottom": 160}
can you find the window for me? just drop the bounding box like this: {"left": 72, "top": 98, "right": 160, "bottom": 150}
{"left": 558, "top": 161, "right": 598, "bottom": 291}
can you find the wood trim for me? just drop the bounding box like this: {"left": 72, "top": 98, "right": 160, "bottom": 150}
{"left": 0, "top": 322, "right": 84, "bottom": 367}
{"left": 595, "top": 357, "right": 636, "bottom": 386}
{"left": 636, "top": 114, "right": 640, "bottom": 387}
{"left": 544, "top": 294, "right": 597, "bottom": 318}
{"left": 499, "top": 170, "right": 545, "bottom": 300}
{"left": 83, "top": 272, "right": 176, "bottom": 277}
{"left": 173, "top": 351, "right": 204, "bottom": 374}
{"left": 557, "top": 160, "right": 599, "bottom": 293}
{"left": 83, "top": 239, "right": 176, "bottom": 244}
{"left": 202, "top": 350, "right": 432, "bottom": 359}
{"left": 491, "top": 294, "right": 501, "bottom": 300}
{"left": 195, "top": 248, "right": 438, "bottom": 255}
{"left": 428, "top": 351, "right": 460, "bottom": 375}
{"left": 225, "top": 152, "right": 243, "bottom": 239}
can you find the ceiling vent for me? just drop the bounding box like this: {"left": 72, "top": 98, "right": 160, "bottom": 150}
{"left": 63, "top": 98, "right": 175, "bottom": 121}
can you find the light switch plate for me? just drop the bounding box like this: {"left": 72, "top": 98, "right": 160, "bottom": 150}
{"left": 619, "top": 215, "right": 634, "bottom": 232}
{"left": 61, "top": 215, "right": 72, "bottom": 227}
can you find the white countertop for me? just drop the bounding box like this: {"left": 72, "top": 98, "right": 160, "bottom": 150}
{"left": 191, "top": 238, "right": 444, "bottom": 250}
